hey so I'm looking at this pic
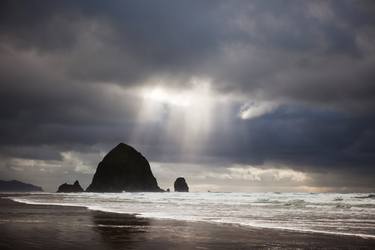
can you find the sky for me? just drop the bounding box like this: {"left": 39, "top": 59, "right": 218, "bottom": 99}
{"left": 0, "top": 0, "right": 374, "bottom": 192}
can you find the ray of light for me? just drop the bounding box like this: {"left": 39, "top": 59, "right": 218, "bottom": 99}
{"left": 130, "top": 77, "right": 225, "bottom": 157}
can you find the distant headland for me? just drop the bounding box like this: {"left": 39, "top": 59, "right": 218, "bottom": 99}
{"left": 0, "top": 180, "right": 43, "bottom": 192}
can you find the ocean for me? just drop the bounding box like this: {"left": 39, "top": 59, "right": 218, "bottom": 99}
{"left": 9, "top": 192, "right": 375, "bottom": 239}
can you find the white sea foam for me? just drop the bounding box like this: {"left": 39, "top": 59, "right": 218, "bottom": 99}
{"left": 6, "top": 192, "right": 375, "bottom": 239}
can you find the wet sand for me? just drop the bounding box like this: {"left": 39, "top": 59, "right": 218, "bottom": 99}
{"left": 1, "top": 195, "right": 375, "bottom": 250}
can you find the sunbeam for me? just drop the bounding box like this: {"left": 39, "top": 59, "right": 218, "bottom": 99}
{"left": 131, "top": 78, "right": 220, "bottom": 156}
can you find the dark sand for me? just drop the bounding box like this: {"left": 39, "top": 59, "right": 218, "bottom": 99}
{"left": 1, "top": 195, "right": 375, "bottom": 250}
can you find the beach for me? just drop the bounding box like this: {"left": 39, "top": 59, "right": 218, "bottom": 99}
{"left": 1, "top": 195, "right": 375, "bottom": 250}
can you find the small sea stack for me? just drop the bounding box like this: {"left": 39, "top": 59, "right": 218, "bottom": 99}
{"left": 57, "top": 180, "right": 84, "bottom": 193}
{"left": 174, "top": 177, "right": 189, "bottom": 192}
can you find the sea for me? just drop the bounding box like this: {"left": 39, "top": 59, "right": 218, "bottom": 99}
{"left": 8, "top": 192, "right": 375, "bottom": 239}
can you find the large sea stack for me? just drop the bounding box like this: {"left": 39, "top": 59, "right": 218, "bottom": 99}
{"left": 86, "top": 143, "right": 163, "bottom": 192}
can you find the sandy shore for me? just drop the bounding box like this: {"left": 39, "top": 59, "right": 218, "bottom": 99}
{"left": 1, "top": 195, "right": 374, "bottom": 250}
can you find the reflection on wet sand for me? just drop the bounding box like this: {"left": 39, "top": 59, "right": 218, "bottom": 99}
{"left": 91, "top": 212, "right": 150, "bottom": 249}
{"left": 91, "top": 211, "right": 208, "bottom": 250}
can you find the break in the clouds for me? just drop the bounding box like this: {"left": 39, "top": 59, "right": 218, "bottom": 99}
{"left": 0, "top": 0, "right": 374, "bottom": 192}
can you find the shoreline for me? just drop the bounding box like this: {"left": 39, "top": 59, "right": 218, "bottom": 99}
{"left": 6, "top": 194, "right": 375, "bottom": 241}
{"left": 1, "top": 195, "right": 375, "bottom": 249}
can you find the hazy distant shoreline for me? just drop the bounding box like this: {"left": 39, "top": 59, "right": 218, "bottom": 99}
{"left": 1, "top": 194, "right": 375, "bottom": 249}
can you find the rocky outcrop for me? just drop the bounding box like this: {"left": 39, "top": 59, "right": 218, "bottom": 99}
{"left": 86, "top": 143, "right": 163, "bottom": 192}
{"left": 0, "top": 180, "right": 43, "bottom": 192}
{"left": 174, "top": 177, "right": 189, "bottom": 192}
{"left": 57, "top": 180, "right": 84, "bottom": 193}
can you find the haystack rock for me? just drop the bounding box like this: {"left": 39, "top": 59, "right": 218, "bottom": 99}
{"left": 174, "top": 177, "right": 189, "bottom": 192}
{"left": 86, "top": 143, "right": 163, "bottom": 192}
{"left": 57, "top": 180, "right": 83, "bottom": 192}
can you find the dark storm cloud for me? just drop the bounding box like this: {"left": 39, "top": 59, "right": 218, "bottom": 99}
{"left": 0, "top": 0, "right": 374, "bottom": 190}
{"left": 1, "top": 0, "right": 375, "bottom": 101}
{"left": 209, "top": 105, "right": 375, "bottom": 168}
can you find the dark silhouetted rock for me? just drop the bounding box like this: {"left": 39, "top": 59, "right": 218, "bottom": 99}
{"left": 57, "top": 180, "right": 84, "bottom": 193}
{"left": 174, "top": 177, "right": 189, "bottom": 192}
{"left": 0, "top": 180, "right": 43, "bottom": 192}
{"left": 86, "top": 143, "right": 163, "bottom": 192}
